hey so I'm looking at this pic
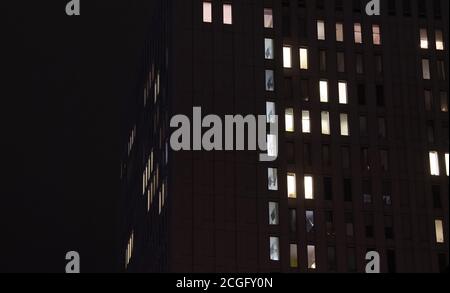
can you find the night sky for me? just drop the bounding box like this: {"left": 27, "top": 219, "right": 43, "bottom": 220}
{"left": 2, "top": 1, "right": 152, "bottom": 272}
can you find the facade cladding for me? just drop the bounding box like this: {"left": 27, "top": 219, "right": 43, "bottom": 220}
{"left": 121, "top": 0, "right": 449, "bottom": 273}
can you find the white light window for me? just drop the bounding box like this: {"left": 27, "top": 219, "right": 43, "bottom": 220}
{"left": 420, "top": 29, "right": 428, "bottom": 49}
{"left": 283, "top": 46, "right": 292, "bottom": 68}
{"left": 304, "top": 175, "right": 314, "bottom": 199}
{"left": 340, "top": 113, "right": 349, "bottom": 136}
{"left": 436, "top": 30, "right": 444, "bottom": 50}
{"left": 307, "top": 245, "right": 316, "bottom": 269}
{"left": 445, "top": 153, "right": 449, "bottom": 176}
{"left": 267, "top": 134, "right": 277, "bottom": 158}
{"left": 336, "top": 23, "right": 344, "bottom": 42}
{"left": 264, "top": 8, "right": 273, "bottom": 28}
{"left": 287, "top": 173, "right": 297, "bottom": 198}
{"left": 320, "top": 80, "right": 329, "bottom": 102}
{"left": 285, "top": 108, "right": 294, "bottom": 132}
{"left": 203, "top": 2, "right": 212, "bottom": 23}
{"left": 268, "top": 168, "right": 278, "bottom": 190}
{"left": 422, "top": 59, "right": 431, "bottom": 80}
{"left": 265, "top": 70, "right": 275, "bottom": 91}
{"left": 265, "top": 38, "right": 274, "bottom": 60}
{"left": 299, "top": 47, "right": 309, "bottom": 69}
{"left": 321, "top": 111, "right": 330, "bottom": 135}
{"left": 266, "top": 102, "right": 276, "bottom": 123}
{"left": 372, "top": 24, "right": 381, "bottom": 45}
{"left": 354, "top": 23, "right": 362, "bottom": 44}
{"left": 223, "top": 4, "right": 232, "bottom": 25}
{"left": 338, "top": 81, "right": 348, "bottom": 104}
{"left": 269, "top": 202, "right": 279, "bottom": 225}
{"left": 270, "top": 237, "right": 280, "bottom": 261}
{"left": 435, "top": 220, "right": 444, "bottom": 243}
{"left": 302, "top": 110, "right": 311, "bottom": 133}
{"left": 429, "top": 151, "right": 440, "bottom": 176}
{"left": 290, "top": 244, "right": 298, "bottom": 268}
{"left": 317, "top": 20, "right": 325, "bottom": 40}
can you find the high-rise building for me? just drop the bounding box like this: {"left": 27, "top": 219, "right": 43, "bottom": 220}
{"left": 121, "top": 0, "right": 449, "bottom": 273}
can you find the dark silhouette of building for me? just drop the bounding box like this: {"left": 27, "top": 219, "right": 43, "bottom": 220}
{"left": 121, "top": 0, "right": 449, "bottom": 273}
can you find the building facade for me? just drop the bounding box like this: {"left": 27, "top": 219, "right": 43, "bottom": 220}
{"left": 121, "top": 0, "right": 449, "bottom": 273}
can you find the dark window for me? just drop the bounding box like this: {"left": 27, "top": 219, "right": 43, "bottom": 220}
{"left": 432, "top": 185, "right": 442, "bottom": 209}
{"left": 418, "top": 0, "right": 427, "bottom": 18}
{"left": 385, "top": 216, "right": 394, "bottom": 239}
{"left": 304, "top": 143, "right": 312, "bottom": 167}
{"left": 326, "top": 211, "right": 335, "bottom": 237}
{"left": 403, "top": 0, "right": 412, "bottom": 16}
{"left": 319, "top": 50, "right": 327, "bottom": 72}
{"left": 300, "top": 79, "right": 310, "bottom": 101}
{"left": 345, "top": 213, "right": 354, "bottom": 237}
{"left": 347, "top": 248, "right": 357, "bottom": 272}
{"left": 438, "top": 253, "right": 447, "bottom": 273}
{"left": 378, "top": 117, "right": 387, "bottom": 139}
{"left": 317, "top": 0, "right": 325, "bottom": 10}
{"left": 375, "top": 55, "right": 383, "bottom": 74}
{"left": 337, "top": 52, "right": 345, "bottom": 73}
{"left": 382, "top": 181, "right": 392, "bottom": 206}
{"left": 289, "top": 209, "right": 297, "bottom": 233}
{"left": 424, "top": 90, "right": 433, "bottom": 111}
{"left": 335, "top": 0, "right": 343, "bottom": 11}
{"left": 298, "top": 0, "right": 306, "bottom": 8}
{"left": 387, "top": 250, "right": 397, "bottom": 273}
{"left": 363, "top": 179, "right": 372, "bottom": 204}
{"left": 344, "top": 178, "right": 353, "bottom": 202}
{"left": 380, "top": 149, "right": 389, "bottom": 172}
{"left": 356, "top": 54, "right": 364, "bottom": 74}
{"left": 342, "top": 146, "right": 351, "bottom": 169}
{"left": 327, "top": 246, "right": 337, "bottom": 271}
{"left": 282, "top": 9, "right": 291, "bottom": 37}
{"left": 434, "top": 0, "right": 442, "bottom": 19}
{"left": 376, "top": 85, "right": 385, "bottom": 107}
{"left": 365, "top": 214, "right": 374, "bottom": 238}
{"left": 359, "top": 116, "right": 368, "bottom": 136}
{"left": 388, "top": 0, "right": 397, "bottom": 15}
{"left": 322, "top": 145, "right": 331, "bottom": 167}
{"left": 427, "top": 121, "right": 435, "bottom": 143}
{"left": 324, "top": 177, "right": 333, "bottom": 200}
{"left": 298, "top": 18, "right": 307, "bottom": 39}
{"left": 284, "top": 77, "right": 293, "bottom": 99}
{"left": 358, "top": 84, "right": 366, "bottom": 105}
{"left": 353, "top": 0, "right": 362, "bottom": 13}
{"left": 287, "top": 142, "right": 295, "bottom": 164}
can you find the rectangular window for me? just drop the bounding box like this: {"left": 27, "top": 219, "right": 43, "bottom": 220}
{"left": 445, "top": 153, "right": 449, "bottom": 176}
{"left": 380, "top": 149, "right": 389, "bottom": 172}
{"left": 324, "top": 177, "right": 333, "bottom": 200}
{"left": 304, "top": 143, "right": 312, "bottom": 167}
{"left": 320, "top": 80, "right": 329, "bottom": 102}
{"left": 345, "top": 213, "right": 354, "bottom": 237}
{"left": 203, "top": 2, "right": 212, "bottom": 23}
{"left": 372, "top": 25, "right": 381, "bottom": 45}
{"left": 340, "top": 113, "right": 349, "bottom": 136}
{"left": 287, "top": 173, "right": 297, "bottom": 198}
{"left": 302, "top": 110, "right": 311, "bottom": 133}
{"left": 266, "top": 102, "right": 276, "bottom": 123}
{"left": 307, "top": 245, "right": 316, "bottom": 269}
{"left": 299, "top": 48, "right": 309, "bottom": 69}
{"left": 321, "top": 111, "right": 330, "bottom": 135}
{"left": 437, "top": 60, "right": 446, "bottom": 81}
{"left": 270, "top": 237, "right": 280, "bottom": 261}
{"left": 375, "top": 54, "right": 383, "bottom": 74}
{"left": 317, "top": 20, "right": 325, "bottom": 40}
{"left": 223, "top": 4, "right": 232, "bottom": 25}
{"left": 306, "top": 210, "right": 315, "bottom": 233}
{"left": 420, "top": 29, "right": 428, "bottom": 49}
{"left": 425, "top": 90, "right": 433, "bottom": 111}
{"left": 265, "top": 38, "right": 274, "bottom": 60}
{"left": 435, "top": 220, "right": 444, "bottom": 243}
{"left": 322, "top": 145, "right": 331, "bottom": 167}
{"left": 265, "top": 70, "right": 275, "bottom": 91}
{"left": 304, "top": 175, "right": 314, "bottom": 199}
{"left": 342, "top": 147, "right": 351, "bottom": 170}
{"left": 269, "top": 202, "right": 279, "bottom": 225}
{"left": 347, "top": 248, "right": 356, "bottom": 272}
{"left": 363, "top": 179, "right": 372, "bottom": 204}
{"left": 359, "top": 116, "right": 368, "bottom": 136}
{"left": 429, "top": 151, "right": 440, "bottom": 176}
{"left": 337, "top": 52, "right": 345, "bottom": 73}
{"left": 289, "top": 209, "right": 297, "bottom": 233}
{"left": 441, "top": 92, "right": 449, "bottom": 112}
{"left": 422, "top": 59, "right": 431, "bottom": 80}
{"left": 285, "top": 108, "right": 294, "bottom": 132}
{"left": 344, "top": 178, "right": 352, "bottom": 201}
{"left": 436, "top": 30, "right": 444, "bottom": 50}
{"left": 356, "top": 54, "right": 364, "bottom": 74}
{"left": 268, "top": 168, "right": 278, "bottom": 190}
{"left": 378, "top": 117, "right": 387, "bottom": 139}
{"left": 264, "top": 8, "right": 273, "bottom": 28}
{"left": 336, "top": 23, "right": 344, "bottom": 42}
{"left": 327, "top": 246, "right": 337, "bottom": 271}
{"left": 283, "top": 46, "right": 292, "bottom": 68}
{"left": 319, "top": 50, "right": 327, "bottom": 72}
{"left": 290, "top": 244, "right": 298, "bottom": 268}
{"left": 339, "top": 81, "right": 348, "bottom": 104}
{"left": 354, "top": 23, "right": 362, "bottom": 43}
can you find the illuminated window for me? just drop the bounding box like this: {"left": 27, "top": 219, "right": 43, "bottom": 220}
{"left": 264, "top": 8, "right": 273, "bottom": 28}
{"left": 354, "top": 23, "right": 362, "bottom": 43}
{"left": 445, "top": 153, "right": 449, "bottom": 176}
{"left": 265, "top": 38, "right": 274, "bottom": 60}
{"left": 441, "top": 92, "right": 449, "bottom": 112}
{"left": 269, "top": 202, "right": 279, "bottom": 225}
{"left": 372, "top": 25, "right": 381, "bottom": 45}
{"left": 285, "top": 108, "right": 294, "bottom": 132}
{"left": 339, "top": 81, "right": 348, "bottom": 104}
{"left": 420, "top": 29, "right": 428, "bottom": 49}
{"left": 306, "top": 210, "right": 315, "bottom": 233}
{"left": 270, "top": 237, "right": 280, "bottom": 261}
{"left": 307, "top": 245, "right": 316, "bottom": 269}
{"left": 265, "top": 70, "right": 275, "bottom": 91}
{"left": 422, "top": 59, "right": 431, "bottom": 79}
{"left": 302, "top": 111, "right": 311, "bottom": 133}
{"left": 290, "top": 244, "right": 298, "bottom": 268}
{"left": 336, "top": 23, "right": 344, "bottom": 42}
{"left": 287, "top": 173, "right": 297, "bottom": 198}
{"left": 203, "top": 2, "right": 212, "bottom": 23}
{"left": 435, "top": 220, "right": 444, "bottom": 243}
{"left": 304, "top": 175, "right": 314, "bottom": 199}
{"left": 268, "top": 168, "right": 278, "bottom": 190}
{"left": 429, "top": 151, "right": 440, "bottom": 176}
{"left": 299, "top": 48, "right": 309, "bottom": 69}
{"left": 223, "top": 4, "right": 232, "bottom": 25}
{"left": 340, "top": 113, "right": 349, "bottom": 136}
{"left": 266, "top": 102, "right": 276, "bottom": 123}
{"left": 436, "top": 30, "right": 444, "bottom": 50}
{"left": 319, "top": 80, "right": 329, "bottom": 102}
{"left": 317, "top": 20, "right": 325, "bottom": 40}
{"left": 321, "top": 111, "right": 330, "bottom": 135}
{"left": 267, "top": 134, "right": 277, "bottom": 158}
{"left": 281, "top": 46, "right": 291, "bottom": 68}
